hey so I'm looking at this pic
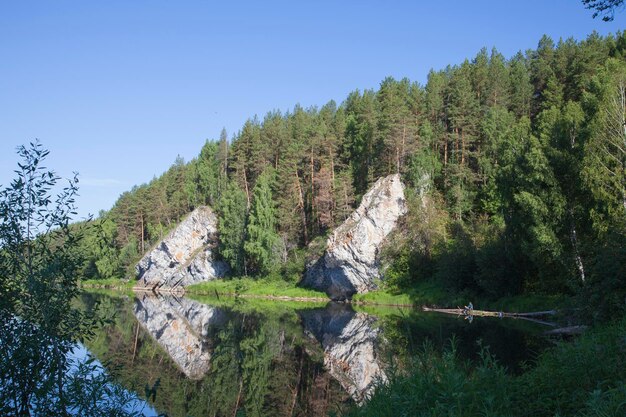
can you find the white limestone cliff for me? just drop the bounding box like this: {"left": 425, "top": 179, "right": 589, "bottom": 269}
{"left": 302, "top": 174, "right": 407, "bottom": 299}
{"left": 135, "top": 206, "right": 228, "bottom": 290}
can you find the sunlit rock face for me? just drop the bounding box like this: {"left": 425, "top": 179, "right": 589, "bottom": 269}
{"left": 300, "top": 304, "right": 386, "bottom": 403}
{"left": 302, "top": 174, "right": 407, "bottom": 300}
{"left": 133, "top": 294, "right": 226, "bottom": 379}
{"left": 135, "top": 206, "right": 229, "bottom": 290}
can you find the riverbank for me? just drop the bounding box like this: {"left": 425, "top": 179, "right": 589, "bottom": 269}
{"left": 80, "top": 278, "right": 136, "bottom": 291}
{"left": 80, "top": 277, "right": 445, "bottom": 306}
{"left": 185, "top": 278, "right": 328, "bottom": 300}
{"left": 80, "top": 277, "right": 570, "bottom": 313}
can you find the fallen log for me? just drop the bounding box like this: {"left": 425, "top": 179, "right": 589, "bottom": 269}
{"left": 544, "top": 325, "right": 587, "bottom": 336}
{"left": 422, "top": 306, "right": 557, "bottom": 318}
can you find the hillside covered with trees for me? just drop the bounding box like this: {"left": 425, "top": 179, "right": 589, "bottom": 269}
{"left": 78, "top": 31, "right": 626, "bottom": 318}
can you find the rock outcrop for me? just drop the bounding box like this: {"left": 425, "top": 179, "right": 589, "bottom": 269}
{"left": 302, "top": 174, "right": 407, "bottom": 299}
{"left": 299, "top": 304, "right": 386, "bottom": 403}
{"left": 135, "top": 206, "right": 228, "bottom": 290}
{"left": 133, "top": 294, "right": 226, "bottom": 379}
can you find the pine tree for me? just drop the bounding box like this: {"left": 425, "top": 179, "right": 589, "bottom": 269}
{"left": 509, "top": 52, "right": 533, "bottom": 118}
{"left": 217, "top": 181, "right": 248, "bottom": 276}
{"left": 583, "top": 58, "right": 626, "bottom": 232}
{"left": 244, "top": 169, "right": 281, "bottom": 276}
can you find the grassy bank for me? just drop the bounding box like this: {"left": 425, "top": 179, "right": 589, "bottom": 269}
{"left": 81, "top": 276, "right": 569, "bottom": 313}
{"left": 80, "top": 278, "right": 136, "bottom": 291}
{"left": 351, "top": 290, "right": 414, "bottom": 306}
{"left": 188, "top": 292, "right": 327, "bottom": 313}
{"left": 185, "top": 277, "right": 328, "bottom": 300}
{"left": 352, "top": 279, "right": 468, "bottom": 307}
{"left": 348, "top": 316, "right": 626, "bottom": 417}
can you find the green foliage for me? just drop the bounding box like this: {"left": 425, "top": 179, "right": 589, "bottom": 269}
{"left": 351, "top": 289, "right": 414, "bottom": 306}
{"left": 186, "top": 277, "right": 327, "bottom": 299}
{"left": 187, "top": 139, "right": 226, "bottom": 208}
{"left": 80, "top": 292, "right": 348, "bottom": 417}
{"left": 0, "top": 142, "right": 143, "bottom": 415}
{"left": 583, "top": 58, "right": 626, "bottom": 235}
{"left": 580, "top": 232, "right": 626, "bottom": 321}
{"left": 474, "top": 230, "right": 517, "bottom": 297}
{"left": 381, "top": 246, "right": 412, "bottom": 290}
{"left": 92, "top": 218, "right": 122, "bottom": 279}
{"left": 218, "top": 180, "right": 248, "bottom": 275}
{"left": 81, "top": 278, "right": 136, "bottom": 292}
{"left": 240, "top": 324, "right": 274, "bottom": 417}
{"left": 515, "top": 317, "right": 626, "bottom": 417}
{"left": 244, "top": 169, "right": 281, "bottom": 276}
{"left": 7, "top": 29, "right": 626, "bottom": 416}
{"left": 349, "top": 317, "right": 626, "bottom": 417}
{"left": 67, "top": 31, "right": 626, "bottom": 314}
{"left": 582, "top": 0, "right": 624, "bottom": 21}
{"left": 347, "top": 340, "right": 513, "bottom": 417}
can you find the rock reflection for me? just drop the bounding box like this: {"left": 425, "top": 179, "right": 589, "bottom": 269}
{"left": 133, "top": 294, "right": 225, "bottom": 379}
{"left": 299, "top": 303, "right": 386, "bottom": 402}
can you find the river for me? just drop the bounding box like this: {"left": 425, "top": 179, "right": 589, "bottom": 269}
{"left": 79, "top": 291, "right": 551, "bottom": 416}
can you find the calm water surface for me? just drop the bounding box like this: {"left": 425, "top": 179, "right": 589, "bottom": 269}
{"left": 80, "top": 291, "right": 551, "bottom": 417}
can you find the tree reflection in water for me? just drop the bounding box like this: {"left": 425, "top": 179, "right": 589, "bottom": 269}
{"left": 81, "top": 292, "right": 548, "bottom": 417}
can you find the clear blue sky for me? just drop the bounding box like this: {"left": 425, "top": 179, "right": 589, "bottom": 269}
{"left": 0, "top": 1, "right": 623, "bottom": 219}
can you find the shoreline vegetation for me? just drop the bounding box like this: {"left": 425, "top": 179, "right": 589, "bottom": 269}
{"left": 80, "top": 277, "right": 412, "bottom": 305}
{"left": 7, "top": 27, "right": 626, "bottom": 415}
{"left": 79, "top": 277, "right": 571, "bottom": 313}
{"left": 71, "top": 31, "right": 626, "bottom": 341}
{"left": 348, "top": 316, "right": 626, "bottom": 417}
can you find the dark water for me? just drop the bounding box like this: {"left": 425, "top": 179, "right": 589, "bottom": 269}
{"left": 79, "top": 291, "right": 551, "bottom": 417}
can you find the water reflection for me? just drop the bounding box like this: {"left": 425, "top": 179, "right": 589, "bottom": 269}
{"left": 81, "top": 292, "right": 549, "bottom": 417}
{"left": 300, "top": 303, "right": 386, "bottom": 402}
{"left": 133, "top": 294, "right": 226, "bottom": 379}
{"left": 82, "top": 293, "right": 353, "bottom": 416}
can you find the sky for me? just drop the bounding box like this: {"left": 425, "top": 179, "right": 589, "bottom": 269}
{"left": 0, "top": 0, "right": 623, "bottom": 219}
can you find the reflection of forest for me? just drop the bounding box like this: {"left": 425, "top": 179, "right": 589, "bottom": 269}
{"left": 299, "top": 303, "right": 387, "bottom": 403}
{"left": 375, "top": 309, "right": 551, "bottom": 375}
{"left": 81, "top": 293, "right": 352, "bottom": 417}
{"left": 80, "top": 293, "right": 548, "bottom": 417}
{"left": 133, "top": 294, "right": 225, "bottom": 379}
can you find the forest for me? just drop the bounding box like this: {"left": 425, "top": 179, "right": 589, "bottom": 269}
{"left": 2, "top": 24, "right": 626, "bottom": 416}
{"left": 76, "top": 31, "right": 626, "bottom": 319}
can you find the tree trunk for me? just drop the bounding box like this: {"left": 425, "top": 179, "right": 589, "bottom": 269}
{"left": 140, "top": 215, "right": 145, "bottom": 253}
{"left": 310, "top": 153, "right": 316, "bottom": 233}
{"left": 461, "top": 129, "right": 465, "bottom": 166}
{"left": 295, "top": 171, "right": 309, "bottom": 245}
{"left": 569, "top": 215, "right": 585, "bottom": 282}
{"left": 242, "top": 169, "right": 251, "bottom": 208}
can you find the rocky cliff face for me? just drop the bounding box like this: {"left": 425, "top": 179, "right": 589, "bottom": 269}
{"left": 302, "top": 174, "right": 407, "bottom": 299}
{"left": 133, "top": 294, "right": 226, "bottom": 379}
{"left": 299, "top": 304, "right": 386, "bottom": 403}
{"left": 135, "top": 206, "right": 229, "bottom": 290}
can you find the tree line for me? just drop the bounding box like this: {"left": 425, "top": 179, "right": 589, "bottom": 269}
{"left": 77, "top": 31, "right": 626, "bottom": 316}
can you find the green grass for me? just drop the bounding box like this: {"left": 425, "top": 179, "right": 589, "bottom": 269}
{"left": 353, "top": 280, "right": 470, "bottom": 307}
{"left": 351, "top": 290, "right": 414, "bottom": 306}
{"left": 80, "top": 278, "right": 136, "bottom": 291}
{"left": 80, "top": 286, "right": 135, "bottom": 298}
{"left": 185, "top": 277, "right": 328, "bottom": 299}
{"left": 188, "top": 292, "right": 327, "bottom": 313}
{"left": 358, "top": 279, "right": 569, "bottom": 314}
{"left": 352, "top": 303, "right": 414, "bottom": 318}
